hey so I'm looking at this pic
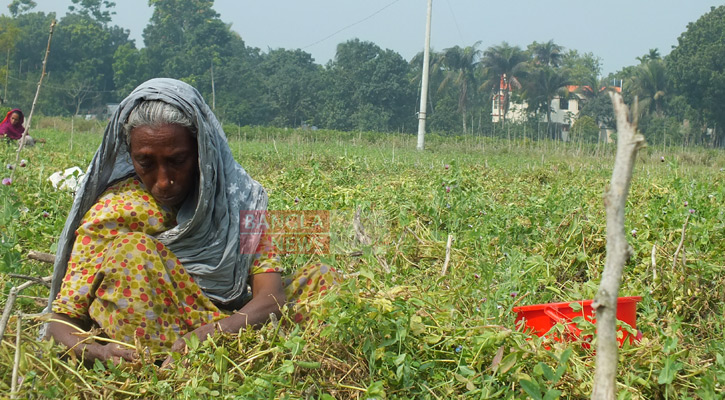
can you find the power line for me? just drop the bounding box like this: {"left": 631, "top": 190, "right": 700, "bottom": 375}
{"left": 445, "top": 0, "right": 464, "bottom": 43}
{"left": 301, "top": 0, "right": 401, "bottom": 50}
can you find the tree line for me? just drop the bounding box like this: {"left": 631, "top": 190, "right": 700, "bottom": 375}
{"left": 0, "top": 0, "right": 723, "bottom": 147}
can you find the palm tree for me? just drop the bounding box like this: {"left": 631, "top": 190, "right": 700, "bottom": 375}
{"left": 530, "top": 39, "right": 563, "bottom": 67}
{"left": 438, "top": 42, "right": 482, "bottom": 133}
{"left": 525, "top": 66, "right": 572, "bottom": 139}
{"left": 410, "top": 49, "right": 445, "bottom": 114}
{"left": 481, "top": 42, "right": 528, "bottom": 125}
{"left": 576, "top": 74, "right": 615, "bottom": 132}
{"left": 631, "top": 59, "right": 667, "bottom": 116}
{"left": 636, "top": 48, "right": 661, "bottom": 64}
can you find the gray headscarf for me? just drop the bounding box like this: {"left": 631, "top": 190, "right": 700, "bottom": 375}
{"left": 47, "top": 78, "right": 268, "bottom": 310}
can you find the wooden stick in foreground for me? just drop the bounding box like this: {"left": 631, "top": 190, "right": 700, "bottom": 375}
{"left": 11, "top": 313, "right": 21, "bottom": 398}
{"left": 591, "top": 93, "right": 646, "bottom": 399}
{"left": 0, "top": 276, "right": 52, "bottom": 339}
{"left": 440, "top": 234, "right": 453, "bottom": 276}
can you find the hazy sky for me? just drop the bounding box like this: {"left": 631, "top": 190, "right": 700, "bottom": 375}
{"left": 25, "top": 0, "right": 723, "bottom": 75}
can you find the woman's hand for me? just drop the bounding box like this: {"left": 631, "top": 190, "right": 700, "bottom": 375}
{"left": 47, "top": 313, "right": 137, "bottom": 365}
{"left": 161, "top": 323, "right": 217, "bottom": 368}
{"left": 170, "top": 323, "right": 217, "bottom": 353}
{"left": 91, "top": 342, "right": 138, "bottom": 365}
{"left": 162, "top": 273, "right": 285, "bottom": 368}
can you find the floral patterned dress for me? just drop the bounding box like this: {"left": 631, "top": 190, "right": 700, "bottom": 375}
{"left": 52, "top": 177, "right": 338, "bottom": 354}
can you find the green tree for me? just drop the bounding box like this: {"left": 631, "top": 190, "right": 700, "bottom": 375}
{"left": 525, "top": 66, "right": 571, "bottom": 139}
{"left": 3, "top": 11, "right": 55, "bottom": 110}
{"left": 562, "top": 50, "right": 601, "bottom": 85}
{"left": 481, "top": 42, "right": 528, "bottom": 125}
{"left": 142, "top": 0, "right": 232, "bottom": 84}
{"left": 0, "top": 16, "right": 20, "bottom": 104}
{"left": 50, "top": 13, "right": 120, "bottom": 114}
{"left": 410, "top": 51, "right": 442, "bottom": 116}
{"left": 112, "top": 42, "right": 145, "bottom": 97}
{"left": 667, "top": 5, "right": 725, "bottom": 147}
{"left": 571, "top": 114, "right": 600, "bottom": 143}
{"left": 636, "top": 48, "right": 661, "bottom": 64}
{"left": 210, "top": 35, "right": 268, "bottom": 126}
{"left": 68, "top": 0, "right": 116, "bottom": 24}
{"left": 630, "top": 59, "right": 667, "bottom": 116}
{"left": 320, "top": 39, "right": 413, "bottom": 132}
{"left": 577, "top": 74, "right": 615, "bottom": 130}
{"left": 438, "top": 43, "right": 482, "bottom": 133}
{"left": 258, "top": 48, "right": 322, "bottom": 127}
{"left": 529, "top": 39, "right": 563, "bottom": 67}
{"left": 7, "top": 0, "right": 36, "bottom": 17}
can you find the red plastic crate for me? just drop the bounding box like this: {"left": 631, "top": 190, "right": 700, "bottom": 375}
{"left": 513, "top": 296, "right": 642, "bottom": 347}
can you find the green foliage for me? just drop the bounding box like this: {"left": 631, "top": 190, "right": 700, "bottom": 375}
{"left": 561, "top": 50, "right": 601, "bottom": 85}
{"left": 438, "top": 42, "right": 483, "bottom": 133}
{"left": 630, "top": 59, "right": 668, "bottom": 116}
{"left": 259, "top": 49, "right": 323, "bottom": 127}
{"left": 1, "top": 3, "right": 723, "bottom": 146}
{"left": 667, "top": 5, "right": 725, "bottom": 145}
{"left": 68, "top": 0, "right": 116, "bottom": 24}
{"left": 320, "top": 39, "right": 415, "bottom": 132}
{"left": 577, "top": 75, "right": 615, "bottom": 130}
{"left": 143, "top": 0, "right": 232, "bottom": 81}
{"left": 1, "top": 125, "right": 724, "bottom": 398}
{"left": 525, "top": 65, "right": 572, "bottom": 139}
{"left": 481, "top": 41, "right": 529, "bottom": 125}
{"left": 7, "top": 0, "right": 36, "bottom": 17}
{"left": 570, "top": 115, "right": 599, "bottom": 143}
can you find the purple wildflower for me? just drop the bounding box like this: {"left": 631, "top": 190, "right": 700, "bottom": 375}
{"left": 689, "top": 209, "right": 695, "bottom": 214}
{"left": 2, "top": 178, "right": 11, "bottom": 185}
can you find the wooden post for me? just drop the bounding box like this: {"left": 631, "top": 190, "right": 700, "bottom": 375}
{"left": 0, "top": 276, "right": 52, "bottom": 339}
{"left": 591, "top": 93, "right": 646, "bottom": 399}
{"left": 11, "top": 314, "right": 21, "bottom": 398}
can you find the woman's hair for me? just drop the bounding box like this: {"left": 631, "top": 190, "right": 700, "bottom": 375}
{"left": 123, "top": 100, "right": 197, "bottom": 147}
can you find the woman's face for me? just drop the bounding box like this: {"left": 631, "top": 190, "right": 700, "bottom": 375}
{"left": 9, "top": 112, "right": 21, "bottom": 125}
{"left": 129, "top": 123, "right": 198, "bottom": 208}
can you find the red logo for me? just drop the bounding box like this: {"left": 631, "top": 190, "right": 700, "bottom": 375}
{"left": 240, "top": 210, "right": 330, "bottom": 255}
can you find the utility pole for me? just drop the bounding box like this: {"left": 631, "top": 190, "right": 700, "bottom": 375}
{"left": 416, "top": 0, "right": 432, "bottom": 151}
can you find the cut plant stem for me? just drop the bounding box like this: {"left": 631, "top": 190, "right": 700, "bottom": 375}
{"left": 440, "top": 234, "right": 453, "bottom": 276}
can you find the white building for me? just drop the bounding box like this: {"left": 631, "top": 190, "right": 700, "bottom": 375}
{"left": 491, "top": 81, "right": 622, "bottom": 141}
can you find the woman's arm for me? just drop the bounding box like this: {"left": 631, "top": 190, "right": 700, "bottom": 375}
{"left": 47, "top": 313, "right": 137, "bottom": 364}
{"left": 168, "top": 273, "right": 286, "bottom": 353}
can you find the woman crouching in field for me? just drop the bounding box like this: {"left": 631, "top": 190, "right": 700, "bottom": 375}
{"left": 46, "top": 78, "right": 337, "bottom": 365}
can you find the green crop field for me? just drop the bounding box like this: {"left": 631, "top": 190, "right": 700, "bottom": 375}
{"left": 1, "top": 123, "right": 724, "bottom": 399}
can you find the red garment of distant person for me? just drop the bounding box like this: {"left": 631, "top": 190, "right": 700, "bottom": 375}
{"left": 0, "top": 109, "right": 25, "bottom": 140}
